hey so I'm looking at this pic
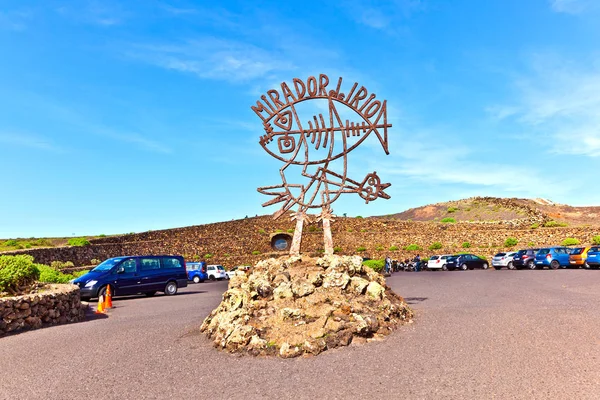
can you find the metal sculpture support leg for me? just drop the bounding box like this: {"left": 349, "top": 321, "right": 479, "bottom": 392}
{"left": 318, "top": 207, "right": 335, "bottom": 256}
{"left": 290, "top": 210, "right": 309, "bottom": 256}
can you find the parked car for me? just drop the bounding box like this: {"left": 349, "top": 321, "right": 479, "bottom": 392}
{"left": 534, "top": 247, "right": 571, "bottom": 269}
{"left": 186, "top": 261, "right": 207, "bottom": 283}
{"left": 512, "top": 249, "right": 540, "bottom": 269}
{"left": 585, "top": 246, "right": 600, "bottom": 269}
{"left": 492, "top": 251, "right": 518, "bottom": 270}
{"left": 73, "top": 255, "right": 188, "bottom": 300}
{"left": 569, "top": 247, "right": 591, "bottom": 268}
{"left": 226, "top": 266, "right": 250, "bottom": 279}
{"left": 445, "top": 254, "right": 489, "bottom": 271}
{"left": 207, "top": 264, "right": 227, "bottom": 280}
{"left": 427, "top": 255, "right": 452, "bottom": 270}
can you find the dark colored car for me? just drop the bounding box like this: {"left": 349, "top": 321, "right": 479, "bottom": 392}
{"left": 445, "top": 254, "right": 489, "bottom": 271}
{"left": 186, "top": 261, "right": 207, "bottom": 283}
{"left": 585, "top": 246, "right": 600, "bottom": 269}
{"left": 512, "top": 248, "right": 540, "bottom": 270}
{"left": 73, "top": 255, "right": 188, "bottom": 300}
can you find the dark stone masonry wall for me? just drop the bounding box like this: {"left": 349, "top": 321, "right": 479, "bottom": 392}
{"left": 3, "top": 216, "right": 599, "bottom": 268}
{"left": 0, "top": 284, "right": 86, "bottom": 336}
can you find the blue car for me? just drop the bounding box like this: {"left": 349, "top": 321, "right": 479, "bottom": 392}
{"left": 186, "top": 261, "right": 207, "bottom": 283}
{"left": 73, "top": 255, "right": 188, "bottom": 300}
{"left": 534, "top": 247, "right": 571, "bottom": 269}
{"left": 585, "top": 246, "right": 600, "bottom": 269}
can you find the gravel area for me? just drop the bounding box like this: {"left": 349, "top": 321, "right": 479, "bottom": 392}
{"left": 1, "top": 270, "right": 599, "bottom": 399}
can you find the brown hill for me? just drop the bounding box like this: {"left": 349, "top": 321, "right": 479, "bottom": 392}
{"left": 4, "top": 197, "right": 600, "bottom": 269}
{"left": 381, "top": 197, "right": 600, "bottom": 227}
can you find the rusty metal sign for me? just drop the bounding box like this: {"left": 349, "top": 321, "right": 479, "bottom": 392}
{"left": 253, "top": 74, "right": 391, "bottom": 255}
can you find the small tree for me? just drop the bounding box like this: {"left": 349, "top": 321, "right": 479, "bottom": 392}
{"left": 428, "top": 242, "right": 443, "bottom": 250}
{"left": 592, "top": 235, "right": 600, "bottom": 245}
{"left": 561, "top": 238, "right": 580, "bottom": 246}
{"left": 389, "top": 245, "right": 399, "bottom": 251}
{"left": 441, "top": 217, "right": 456, "bottom": 224}
{"left": 504, "top": 237, "right": 518, "bottom": 247}
{"left": 462, "top": 242, "right": 471, "bottom": 248}
{"left": 404, "top": 244, "right": 422, "bottom": 251}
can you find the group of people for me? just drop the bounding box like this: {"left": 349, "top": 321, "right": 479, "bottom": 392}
{"left": 384, "top": 254, "right": 423, "bottom": 274}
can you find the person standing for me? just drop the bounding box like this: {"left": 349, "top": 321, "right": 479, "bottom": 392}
{"left": 413, "top": 254, "right": 421, "bottom": 272}
{"left": 385, "top": 255, "right": 391, "bottom": 274}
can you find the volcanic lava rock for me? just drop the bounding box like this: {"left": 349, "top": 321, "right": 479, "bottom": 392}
{"left": 200, "top": 255, "right": 413, "bottom": 357}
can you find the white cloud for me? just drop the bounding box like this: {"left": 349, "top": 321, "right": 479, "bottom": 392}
{"left": 342, "top": 0, "right": 425, "bottom": 32}
{"left": 549, "top": 0, "right": 597, "bottom": 14}
{"left": 127, "top": 38, "right": 297, "bottom": 82}
{"left": 0, "top": 132, "right": 64, "bottom": 152}
{"left": 492, "top": 55, "right": 600, "bottom": 157}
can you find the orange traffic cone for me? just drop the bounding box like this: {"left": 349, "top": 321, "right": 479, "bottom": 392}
{"left": 104, "top": 285, "right": 113, "bottom": 309}
{"left": 95, "top": 295, "right": 106, "bottom": 314}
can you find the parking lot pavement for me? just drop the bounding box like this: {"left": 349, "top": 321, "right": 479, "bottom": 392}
{"left": 1, "top": 271, "right": 600, "bottom": 399}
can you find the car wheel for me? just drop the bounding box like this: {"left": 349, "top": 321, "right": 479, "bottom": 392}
{"left": 442, "top": 264, "right": 448, "bottom": 271}
{"left": 550, "top": 260, "right": 560, "bottom": 270}
{"left": 97, "top": 285, "right": 107, "bottom": 300}
{"left": 507, "top": 261, "right": 514, "bottom": 270}
{"left": 460, "top": 264, "right": 467, "bottom": 271}
{"left": 164, "top": 281, "right": 178, "bottom": 295}
{"left": 527, "top": 260, "right": 536, "bottom": 270}
{"left": 482, "top": 263, "right": 489, "bottom": 270}
{"left": 209, "top": 275, "right": 216, "bottom": 281}
{"left": 193, "top": 276, "right": 200, "bottom": 284}
{"left": 144, "top": 291, "right": 156, "bottom": 297}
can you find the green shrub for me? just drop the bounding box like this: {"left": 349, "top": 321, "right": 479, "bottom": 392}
{"left": 592, "top": 235, "right": 600, "bottom": 245}
{"left": 504, "top": 237, "right": 518, "bottom": 247}
{"left": 362, "top": 259, "right": 384, "bottom": 273}
{"left": 72, "top": 270, "right": 90, "bottom": 278}
{"left": 0, "top": 255, "right": 40, "bottom": 293}
{"left": 355, "top": 216, "right": 363, "bottom": 219}
{"left": 462, "top": 242, "right": 471, "bottom": 248}
{"left": 561, "top": 238, "right": 580, "bottom": 246}
{"left": 375, "top": 245, "right": 384, "bottom": 251}
{"left": 441, "top": 217, "right": 456, "bottom": 224}
{"left": 308, "top": 225, "right": 318, "bottom": 232}
{"left": 68, "top": 237, "right": 90, "bottom": 247}
{"left": 333, "top": 246, "right": 342, "bottom": 254}
{"left": 24, "top": 243, "right": 31, "bottom": 249}
{"left": 275, "top": 229, "right": 283, "bottom": 233}
{"left": 527, "top": 241, "right": 535, "bottom": 247}
{"left": 287, "top": 229, "right": 294, "bottom": 233}
{"left": 31, "top": 238, "right": 53, "bottom": 247}
{"left": 90, "top": 259, "right": 101, "bottom": 265}
{"left": 204, "top": 253, "right": 213, "bottom": 259}
{"left": 429, "top": 242, "right": 443, "bottom": 250}
{"left": 98, "top": 234, "right": 106, "bottom": 237}
{"left": 3, "top": 239, "right": 18, "bottom": 247}
{"left": 544, "top": 220, "right": 568, "bottom": 228}
{"left": 356, "top": 246, "right": 366, "bottom": 252}
{"left": 389, "top": 245, "right": 399, "bottom": 251}
{"left": 37, "top": 264, "right": 74, "bottom": 284}
{"left": 252, "top": 250, "right": 261, "bottom": 255}
{"left": 447, "top": 206, "right": 458, "bottom": 213}
{"left": 347, "top": 228, "right": 353, "bottom": 232}
{"left": 404, "top": 244, "right": 422, "bottom": 251}
{"left": 224, "top": 253, "right": 230, "bottom": 258}
{"left": 530, "top": 223, "right": 539, "bottom": 229}
{"left": 258, "top": 229, "right": 266, "bottom": 235}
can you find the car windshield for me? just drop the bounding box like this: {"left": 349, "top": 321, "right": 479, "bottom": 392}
{"left": 92, "top": 258, "right": 123, "bottom": 272}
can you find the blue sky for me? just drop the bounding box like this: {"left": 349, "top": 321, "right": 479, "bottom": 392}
{"left": 1, "top": 0, "right": 600, "bottom": 238}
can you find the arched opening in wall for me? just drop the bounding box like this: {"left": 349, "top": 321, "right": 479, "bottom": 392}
{"left": 271, "top": 233, "right": 292, "bottom": 252}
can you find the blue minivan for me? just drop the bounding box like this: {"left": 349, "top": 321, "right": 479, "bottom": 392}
{"left": 534, "top": 247, "right": 571, "bottom": 269}
{"left": 73, "top": 255, "right": 188, "bottom": 300}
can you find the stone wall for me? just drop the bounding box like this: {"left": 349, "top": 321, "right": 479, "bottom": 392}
{"left": 0, "top": 284, "right": 86, "bottom": 336}
{"left": 4, "top": 216, "right": 600, "bottom": 268}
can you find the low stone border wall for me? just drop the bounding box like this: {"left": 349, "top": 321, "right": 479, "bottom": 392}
{"left": 0, "top": 284, "right": 86, "bottom": 336}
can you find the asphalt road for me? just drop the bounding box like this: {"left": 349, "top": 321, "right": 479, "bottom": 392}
{"left": 1, "top": 270, "right": 600, "bottom": 400}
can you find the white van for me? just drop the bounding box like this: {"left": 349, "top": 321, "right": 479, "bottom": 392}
{"left": 206, "top": 265, "right": 227, "bottom": 281}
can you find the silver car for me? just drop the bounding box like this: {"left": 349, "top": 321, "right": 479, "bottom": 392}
{"left": 492, "top": 252, "right": 518, "bottom": 270}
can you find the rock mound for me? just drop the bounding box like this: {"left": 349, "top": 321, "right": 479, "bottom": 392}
{"left": 200, "top": 255, "right": 413, "bottom": 357}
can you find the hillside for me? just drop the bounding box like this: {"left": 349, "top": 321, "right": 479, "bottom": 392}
{"left": 382, "top": 197, "right": 600, "bottom": 227}
{"left": 3, "top": 197, "right": 600, "bottom": 268}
